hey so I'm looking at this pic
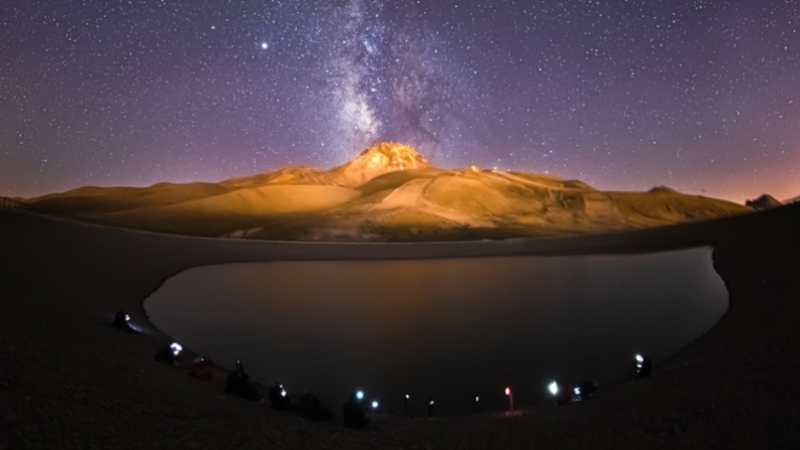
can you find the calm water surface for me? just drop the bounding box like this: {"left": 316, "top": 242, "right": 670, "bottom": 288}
{"left": 145, "top": 247, "right": 727, "bottom": 415}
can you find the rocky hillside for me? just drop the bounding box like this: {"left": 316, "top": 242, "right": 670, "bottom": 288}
{"left": 745, "top": 194, "right": 783, "bottom": 210}
{"left": 25, "top": 142, "right": 751, "bottom": 241}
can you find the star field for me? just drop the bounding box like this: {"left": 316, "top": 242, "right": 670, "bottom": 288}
{"left": 1, "top": 0, "right": 799, "bottom": 201}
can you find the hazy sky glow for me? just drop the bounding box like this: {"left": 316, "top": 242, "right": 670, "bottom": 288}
{"left": 1, "top": 0, "right": 799, "bottom": 201}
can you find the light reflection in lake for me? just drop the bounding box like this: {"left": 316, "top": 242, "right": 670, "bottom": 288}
{"left": 145, "top": 247, "right": 727, "bottom": 415}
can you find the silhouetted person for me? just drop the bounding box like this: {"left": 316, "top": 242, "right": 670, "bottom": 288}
{"left": 633, "top": 354, "right": 653, "bottom": 379}
{"left": 113, "top": 311, "right": 138, "bottom": 333}
{"left": 578, "top": 380, "right": 599, "bottom": 399}
{"left": 299, "top": 393, "right": 332, "bottom": 421}
{"left": 549, "top": 380, "right": 572, "bottom": 405}
{"left": 226, "top": 360, "right": 262, "bottom": 402}
{"left": 401, "top": 394, "right": 411, "bottom": 417}
{"left": 342, "top": 393, "right": 369, "bottom": 428}
{"left": 268, "top": 382, "right": 291, "bottom": 410}
{"left": 427, "top": 397, "right": 435, "bottom": 417}
{"left": 190, "top": 356, "right": 214, "bottom": 381}
{"left": 154, "top": 342, "right": 182, "bottom": 367}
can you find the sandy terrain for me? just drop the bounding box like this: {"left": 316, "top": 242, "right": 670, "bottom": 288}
{"left": 24, "top": 143, "right": 750, "bottom": 241}
{"left": 1, "top": 204, "right": 799, "bottom": 449}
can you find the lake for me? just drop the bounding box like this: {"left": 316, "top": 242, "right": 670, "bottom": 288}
{"left": 144, "top": 247, "right": 728, "bottom": 415}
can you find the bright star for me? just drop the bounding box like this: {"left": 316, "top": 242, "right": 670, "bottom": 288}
{"left": 261, "top": 42, "right": 268, "bottom": 50}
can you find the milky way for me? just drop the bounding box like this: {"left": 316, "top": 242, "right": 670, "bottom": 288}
{"left": 1, "top": 0, "right": 799, "bottom": 201}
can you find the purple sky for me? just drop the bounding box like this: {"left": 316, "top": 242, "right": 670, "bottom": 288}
{"left": 1, "top": 0, "right": 799, "bottom": 202}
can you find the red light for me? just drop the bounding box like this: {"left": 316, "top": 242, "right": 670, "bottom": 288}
{"left": 505, "top": 387, "right": 511, "bottom": 396}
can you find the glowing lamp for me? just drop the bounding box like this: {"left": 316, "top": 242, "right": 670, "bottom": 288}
{"left": 113, "top": 311, "right": 138, "bottom": 333}
{"left": 371, "top": 400, "right": 379, "bottom": 409}
{"left": 633, "top": 354, "right": 652, "bottom": 379}
{"left": 429, "top": 399, "right": 434, "bottom": 406}
{"left": 505, "top": 387, "right": 511, "bottom": 396}
{"left": 573, "top": 379, "right": 599, "bottom": 401}
{"left": 475, "top": 396, "right": 479, "bottom": 402}
{"left": 280, "top": 389, "right": 287, "bottom": 397}
{"left": 170, "top": 342, "right": 183, "bottom": 356}
{"left": 405, "top": 394, "right": 410, "bottom": 399}
{"left": 548, "top": 381, "right": 559, "bottom": 396}
{"left": 356, "top": 390, "right": 364, "bottom": 400}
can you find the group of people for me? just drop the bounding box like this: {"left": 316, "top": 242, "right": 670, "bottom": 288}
{"left": 115, "top": 311, "right": 357, "bottom": 426}
{"left": 225, "top": 360, "right": 337, "bottom": 423}
{"left": 117, "top": 311, "right": 654, "bottom": 426}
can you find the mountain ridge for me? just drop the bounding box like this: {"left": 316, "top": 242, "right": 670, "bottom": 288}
{"left": 25, "top": 142, "right": 751, "bottom": 241}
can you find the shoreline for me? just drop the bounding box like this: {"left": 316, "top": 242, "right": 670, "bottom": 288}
{"left": 0, "top": 204, "right": 761, "bottom": 259}
{"left": 143, "top": 246, "right": 727, "bottom": 415}
{"left": 2, "top": 205, "right": 799, "bottom": 448}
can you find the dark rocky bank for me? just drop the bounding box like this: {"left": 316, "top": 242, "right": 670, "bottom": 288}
{"left": 1, "top": 204, "right": 799, "bottom": 449}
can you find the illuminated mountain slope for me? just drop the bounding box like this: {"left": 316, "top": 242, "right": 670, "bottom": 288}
{"left": 26, "top": 142, "right": 750, "bottom": 241}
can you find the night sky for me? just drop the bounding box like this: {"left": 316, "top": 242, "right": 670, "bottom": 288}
{"left": 2, "top": 0, "right": 799, "bottom": 201}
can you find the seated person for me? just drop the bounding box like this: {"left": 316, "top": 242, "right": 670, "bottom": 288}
{"left": 633, "top": 354, "right": 653, "bottom": 379}
{"left": 299, "top": 393, "right": 333, "bottom": 421}
{"left": 342, "top": 393, "right": 369, "bottom": 428}
{"left": 225, "top": 360, "right": 262, "bottom": 402}
{"left": 267, "top": 382, "right": 292, "bottom": 411}
{"left": 549, "top": 380, "right": 572, "bottom": 405}
{"left": 154, "top": 342, "right": 182, "bottom": 367}
{"left": 112, "top": 311, "right": 138, "bottom": 333}
{"left": 190, "top": 356, "right": 215, "bottom": 381}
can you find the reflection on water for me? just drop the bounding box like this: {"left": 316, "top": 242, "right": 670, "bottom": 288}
{"left": 144, "top": 247, "right": 727, "bottom": 415}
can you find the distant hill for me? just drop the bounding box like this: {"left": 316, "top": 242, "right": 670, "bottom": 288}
{"left": 746, "top": 194, "right": 783, "bottom": 211}
{"left": 25, "top": 142, "right": 751, "bottom": 241}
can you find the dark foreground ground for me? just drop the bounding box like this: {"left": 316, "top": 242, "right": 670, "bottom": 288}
{"left": 1, "top": 205, "right": 799, "bottom": 449}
